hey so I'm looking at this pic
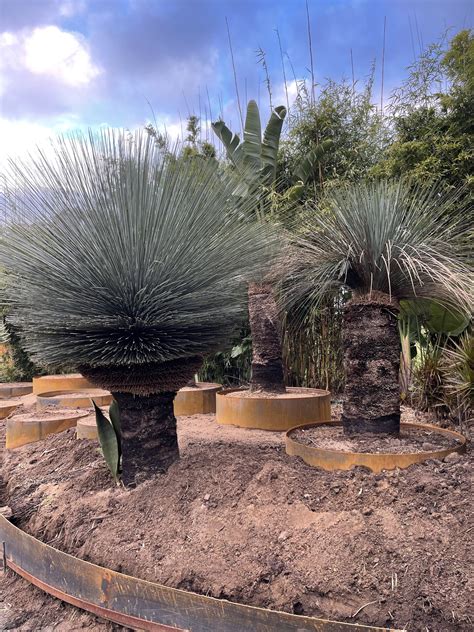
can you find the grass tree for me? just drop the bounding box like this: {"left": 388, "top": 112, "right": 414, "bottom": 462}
{"left": 281, "top": 179, "right": 472, "bottom": 435}
{"left": 213, "top": 99, "right": 287, "bottom": 392}
{"left": 0, "top": 129, "right": 275, "bottom": 484}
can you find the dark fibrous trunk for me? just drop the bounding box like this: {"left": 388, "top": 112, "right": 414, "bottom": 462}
{"left": 112, "top": 391, "right": 179, "bottom": 487}
{"left": 342, "top": 296, "right": 401, "bottom": 435}
{"left": 80, "top": 356, "right": 202, "bottom": 396}
{"left": 248, "top": 282, "right": 285, "bottom": 393}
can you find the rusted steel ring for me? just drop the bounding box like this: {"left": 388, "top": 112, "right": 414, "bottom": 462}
{"left": 286, "top": 421, "right": 467, "bottom": 473}
{"left": 0, "top": 514, "right": 396, "bottom": 631}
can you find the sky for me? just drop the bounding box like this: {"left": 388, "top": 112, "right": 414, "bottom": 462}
{"left": 0, "top": 0, "right": 472, "bottom": 165}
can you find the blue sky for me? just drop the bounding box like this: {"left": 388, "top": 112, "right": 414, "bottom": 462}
{"left": 0, "top": 0, "right": 472, "bottom": 163}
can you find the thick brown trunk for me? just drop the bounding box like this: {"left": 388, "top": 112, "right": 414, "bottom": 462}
{"left": 112, "top": 391, "right": 179, "bottom": 487}
{"left": 342, "top": 297, "right": 401, "bottom": 435}
{"left": 248, "top": 282, "right": 285, "bottom": 393}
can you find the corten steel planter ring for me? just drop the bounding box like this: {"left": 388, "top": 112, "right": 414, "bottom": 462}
{"left": 37, "top": 389, "right": 112, "bottom": 410}
{"left": 0, "top": 400, "right": 20, "bottom": 420}
{"left": 0, "top": 514, "right": 400, "bottom": 632}
{"left": 174, "top": 382, "right": 222, "bottom": 416}
{"left": 6, "top": 411, "right": 89, "bottom": 449}
{"left": 216, "top": 387, "right": 331, "bottom": 432}
{"left": 33, "top": 374, "right": 93, "bottom": 395}
{"left": 286, "top": 421, "right": 467, "bottom": 473}
{"left": 0, "top": 382, "right": 33, "bottom": 399}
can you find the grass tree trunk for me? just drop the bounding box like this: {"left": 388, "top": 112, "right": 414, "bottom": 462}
{"left": 112, "top": 391, "right": 179, "bottom": 487}
{"left": 248, "top": 282, "right": 286, "bottom": 393}
{"left": 342, "top": 296, "right": 401, "bottom": 435}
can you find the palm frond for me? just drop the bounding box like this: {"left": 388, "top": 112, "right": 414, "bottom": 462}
{"left": 0, "top": 129, "right": 276, "bottom": 370}
{"left": 279, "top": 179, "right": 473, "bottom": 318}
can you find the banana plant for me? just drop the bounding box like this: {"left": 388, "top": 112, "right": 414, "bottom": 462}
{"left": 92, "top": 399, "right": 122, "bottom": 481}
{"left": 212, "top": 100, "right": 286, "bottom": 200}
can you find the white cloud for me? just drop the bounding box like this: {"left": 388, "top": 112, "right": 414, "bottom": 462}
{"left": 0, "top": 25, "right": 101, "bottom": 93}
{"left": 0, "top": 116, "right": 79, "bottom": 169}
{"left": 272, "top": 79, "right": 303, "bottom": 111}
{"left": 24, "top": 26, "right": 100, "bottom": 86}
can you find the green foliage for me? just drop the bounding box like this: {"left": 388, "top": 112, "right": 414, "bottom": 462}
{"left": 280, "top": 179, "right": 473, "bottom": 316}
{"left": 400, "top": 299, "right": 469, "bottom": 336}
{"left": 0, "top": 129, "right": 276, "bottom": 374}
{"left": 280, "top": 72, "right": 389, "bottom": 196}
{"left": 198, "top": 323, "right": 252, "bottom": 386}
{"left": 373, "top": 30, "right": 474, "bottom": 198}
{"left": 212, "top": 100, "right": 287, "bottom": 198}
{"left": 93, "top": 400, "right": 121, "bottom": 481}
{"left": 283, "top": 295, "right": 345, "bottom": 393}
{"left": 0, "top": 311, "right": 44, "bottom": 381}
{"left": 440, "top": 332, "right": 473, "bottom": 426}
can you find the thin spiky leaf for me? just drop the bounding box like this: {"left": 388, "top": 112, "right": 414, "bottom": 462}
{"left": 279, "top": 180, "right": 473, "bottom": 322}
{"left": 93, "top": 400, "right": 120, "bottom": 480}
{"left": 109, "top": 399, "right": 122, "bottom": 448}
{"left": 0, "top": 129, "right": 277, "bottom": 376}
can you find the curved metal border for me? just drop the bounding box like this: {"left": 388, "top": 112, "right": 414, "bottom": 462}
{"left": 0, "top": 515, "right": 396, "bottom": 631}
{"left": 174, "top": 382, "right": 222, "bottom": 415}
{"left": 36, "top": 389, "right": 112, "bottom": 410}
{"left": 0, "top": 382, "right": 32, "bottom": 399}
{"left": 32, "top": 374, "right": 93, "bottom": 395}
{"left": 0, "top": 401, "right": 20, "bottom": 420}
{"left": 216, "top": 387, "right": 331, "bottom": 431}
{"left": 6, "top": 411, "right": 88, "bottom": 449}
{"left": 286, "top": 421, "right": 467, "bottom": 473}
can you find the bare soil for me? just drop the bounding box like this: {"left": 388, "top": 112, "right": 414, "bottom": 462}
{"left": 10, "top": 410, "right": 88, "bottom": 422}
{"left": 225, "top": 387, "right": 327, "bottom": 398}
{"left": 0, "top": 404, "right": 473, "bottom": 632}
{"left": 292, "top": 424, "right": 463, "bottom": 454}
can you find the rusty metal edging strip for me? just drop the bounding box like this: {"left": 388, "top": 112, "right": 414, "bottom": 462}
{"left": 0, "top": 515, "right": 397, "bottom": 632}
{"left": 7, "top": 558, "right": 180, "bottom": 632}
{"left": 286, "top": 421, "right": 467, "bottom": 473}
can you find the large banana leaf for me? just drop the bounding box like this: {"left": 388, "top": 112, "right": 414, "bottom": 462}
{"left": 212, "top": 100, "right": 286, "bottom": 188}
{"left": 400, "top": 299, "right": 469, "bottom": 336}
{"left": 295, "top": 139, "right": 333, "bottom": 183}
{"left": 242, "top": 100, "right": 262, "bottom": 170}
{"left": 210, "top": 121, "right": 241, "bottom": 164}
{"left": 261, "top": 105, "right": 287, "bottom": 181}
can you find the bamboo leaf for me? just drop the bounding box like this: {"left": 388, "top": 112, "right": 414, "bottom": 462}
{"left": 92, "top": 400, "right": 120, "bottom": 480}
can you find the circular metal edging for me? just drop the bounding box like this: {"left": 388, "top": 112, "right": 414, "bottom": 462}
{"left": 36, "top": 389, "right": 112, "bottom": 410}
{"left": 216, "top": 387, "right": 331, "bottom": 432}
{"left": 174, "top": 382, "right": 222, "bottom": 416}
{"left": 286, "top": 421, "right": 467, "bottom": 473}
{"left": 0, "top": 514, "right": 399, "bottom": 632}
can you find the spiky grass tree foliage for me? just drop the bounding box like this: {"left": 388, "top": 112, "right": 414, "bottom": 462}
{"left": 281, "top": 180, "right": 473, "bottom": 435}
{"left": 0, "top": 129, "right": 276, "bottom": 484}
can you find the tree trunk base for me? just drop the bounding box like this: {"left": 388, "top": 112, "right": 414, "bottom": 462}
{"left": 342, "top": 296, "right": 401, "bottom": 436}
{"left": 248, "top": 282, "right": 286, "bottom": 394}
{"left": 112, "top": 391, "right": 179, "bottom": 487}
{"left": 342, "top": 413, "right": 401, "bottom": 435}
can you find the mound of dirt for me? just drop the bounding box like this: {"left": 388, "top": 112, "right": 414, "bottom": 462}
{"left": 1, "top": 406, "right": 472, "bottom": 631}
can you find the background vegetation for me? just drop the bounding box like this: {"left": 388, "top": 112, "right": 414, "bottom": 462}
{"left": 2, "top": 28, "right": 472, "bottom": 427}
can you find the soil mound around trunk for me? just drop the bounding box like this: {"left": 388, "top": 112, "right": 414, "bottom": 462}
{"left": 1, "top": 406, "right": 472, "bottom": 631}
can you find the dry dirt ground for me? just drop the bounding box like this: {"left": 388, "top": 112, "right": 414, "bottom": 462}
{"left": 0, "top": 405, "right": 472, "bottom": 632}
